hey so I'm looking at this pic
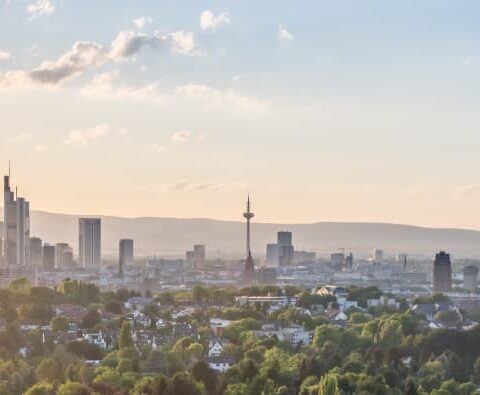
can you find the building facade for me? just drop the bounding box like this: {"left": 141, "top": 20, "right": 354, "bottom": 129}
{"left": 3, "top": 174, "right": 30, "bottom": 266}
{"left": 79, "top": 218, "right": 101, "bottom": 267}
{"left": 29, "top": 237, "right": 43, "bottom": 267}
{"left": 42, "top": 245, "right": 55, "bottom": 271}
{"left": 433, "top": 251, "right": 452, "bottom": 292}
{"left": 463, "top": 265, "right": 479, "bottom": 293}
{"left": 119, "top": 239, "right": 134, "bottom": 275}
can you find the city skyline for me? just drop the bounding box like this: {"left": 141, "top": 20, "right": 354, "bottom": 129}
{"left": 2, "top": 1, "right": 480, "bottom": 228}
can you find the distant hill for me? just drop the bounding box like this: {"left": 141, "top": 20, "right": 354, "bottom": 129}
{"left": 2, "top": 210, "right": 480, "bottom": 258}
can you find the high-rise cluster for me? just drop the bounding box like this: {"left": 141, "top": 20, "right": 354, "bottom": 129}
{"left": 3, "top": 170, "right": 30, "bottom": 266}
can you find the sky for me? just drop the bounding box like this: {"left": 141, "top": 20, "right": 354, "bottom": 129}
{"left": 1, "top": 0, "right": 480, "bottom": 228}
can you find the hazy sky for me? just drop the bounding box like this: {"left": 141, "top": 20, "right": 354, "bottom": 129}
{"left": 1, "top": 0, "right": 480, "bottom": 228}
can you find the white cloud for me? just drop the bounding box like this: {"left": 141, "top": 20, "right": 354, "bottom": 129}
{"left": 133, "top": 16, "right": 153, "bottom": 30}
{"left": 311, "top": 184, "right": 381, "bottom": 197}
{"left": 451, "top": 184, "right": 480, "bottom": 197}
{"left": 31, "top": 41, "right": 107, "bottom": 84}
{"left": 27, "top": 0, "right": 54, "bottom": 20}
{"left": 82, "top": 72, "right": 163, "bottom": 102}
{"left": 110, "top": 31, "right": 154, "bottom": 60}
{"left": 0, "top": 41, "right": 108, "bottom": 87}
{"left": 143, "top": 143, "right": 164, "bottom": 153}
{"left": 159, "top": 180, "right": 247, "bottom": 193}
{"left": 6, "top": 132, "right": 32, "bottom": 143}
{"left": 176, "top": 83, "right": 265, "bottom": 112}
{"left": 278, "top": 25, "right": 294, "bottom": 42}
{"left": 171, "top": 130, "right": 191, "bottom": 143}
{"left": 0, "top": 30, "right": 197, "bottom": 88}
{"left": 82, "top": 73, "right": 263, "bottom": 113}
{"left": 0, "top": 51, "right": 12, "bottom": 60}
{"left": 396, "top": 184, "right": 430, "bottom": 198}
{"left": 167, "top": 31, "right": 196, "bottom": 55}
{"left": 34, "top": 145, "right": 48, "bottom": 152}
{"left": 200, "top": 10, "right": 230, "bottom": 32}
{"left": 64, "top": 123, "right": 111, "bottom": 146}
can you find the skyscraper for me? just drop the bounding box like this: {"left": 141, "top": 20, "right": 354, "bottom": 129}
{"left": 243, "top": 196, "right": 255, "bottom": 284}
{"left": 3, "top": 170, "right": 30, "bottom": 266}
{"left": 119, "top": 239, "right": 134, "bottom": 276}
{"left": 277, "top": 231, "right": 292, "bottom": 246}
{"left": 266, "top": 243, "right": 280, "bottom": 267}
{"left": 42, "top": 244, "right": 55, "bottom": 271}
{"left": 433, "top": 251, "right": 452, "bottom": 292}
{"left": 278, "top": 231, "right": 294, "bottom": 266}
{"left": 193, "top": 244, "right": 206, "bottom": 262}
{"left": 79, "top": 218, "right": 101, "bottom": 267}
{"left": 55, "top": 243, "right": 73, "bottom": 269}
{"left": 463, "top": 265, "right": 479, "bottom": 293}
{"left": 29, "top": 237, "right": 43, "bottom": 267}
{"left": 373, "top": 248, "right": 384, "bottom": 262}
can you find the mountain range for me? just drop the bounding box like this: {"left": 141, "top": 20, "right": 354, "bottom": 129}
{"left": 2, "top": 210, "right": 480, "bottom": 259}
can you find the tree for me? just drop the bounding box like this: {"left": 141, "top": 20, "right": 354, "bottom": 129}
{"left": 24, "top": 383, "right": 55, "bottom": 395}
{"left": 51, "top": 316, "right": 69, "bottom": 332}
{"left": 81, "top": 309, "right": 101, "bottom": 329}
{"left": 119, "top": 321, "right": 133, "bottom": 349}
{"left": 156, "top": 292, "right": 175, "bottom": 305}
{"left": 104, "top": 301, "right": 123, "bottom": 315}
{"left": 143, "top": 303, "right": 159, "bottom": 319}
{"left": 224, "top": 383, "right": 248, "bottom": 395}
{"left": 192, "top": 361, "right": 218, "bottom": 395}
{"left": 57, "top": 382, "right": 91, "bottom": 395}
{"left": 169, "top": 372, "right": 203, "bottom": 395}
{"left": 192, "top": 285, "right": 211, "bottom": 304}
{"left": 116, "top": 358, "right": 134, "bottom": 373}
{"left": 35, "top": 358, "right": 63, "bottom": 383}
{"left": 471, "top": 356, "right": 480, "bottom": 384}
{"left": 93, "top": 367, "right": 122, "bottom": 388}
{"left": 185, "top": 343, "right": 204, "bottom": 364}
{"left": 405, "top": 378, "right": 418, "bottom": 395}
{"left": 435, "top": 310, "right": 461, "bottom": 328}
{"left": 9, "top": 278, "right": 31, "bottom": 296}
{"left": 66, "top": 341, "right": 103, "bottom": 360}
{"left": 318, "top": 373, "right": 339, "bottom": 395}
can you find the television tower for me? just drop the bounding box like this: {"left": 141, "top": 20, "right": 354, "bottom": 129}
{"left": 243, "top": 195, "right": 255, "bottom": 284}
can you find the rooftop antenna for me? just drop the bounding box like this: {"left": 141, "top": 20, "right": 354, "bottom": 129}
{"left": 8, "top": 160, "right": 10, "bottom": 178}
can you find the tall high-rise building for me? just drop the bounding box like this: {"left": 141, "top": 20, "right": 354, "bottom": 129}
{"left": 79, "top": 218, "right": 101, "bottom": 267}
{"left": 193, "top": 244, "right": 206, "bottom": 262}
{"left": 331, "top": 252, "right": 346, "bottom": 266}
{"left": 277, "top": 231, "right": 292, "bottom": 246}
{"left": 119, "top": 239, "right": 134, "bottom": 276}
{"left": 278, "top": 231, "right": 294, "bottom": 266}
{"left": 345, "top": 253, "right": 354, "bottom": 270}
{"left": 29, "top": 237, "right": 43, "bottom": 267}
{"left": 243, "top": 196, "right": 255, "bottom": 284}
{"left": 3, "top": 170, "right": 30, "bottom": 266}
{"left": 463, "top": 265, "right": 479, "bottom": 293}
{"left": 372, "top": 249, "right": 384, "bottom": 262}
{"left": 42, "top": 244, "right": 55, "bottom": 271}
{"left": 433, "top": 251, "right": 452, "bottom": 292}
{"left": 266, "top": 243, "right": 280, "bottom": 267}
{"left": 55, "top": 243, "right": 73, "bottom": 269}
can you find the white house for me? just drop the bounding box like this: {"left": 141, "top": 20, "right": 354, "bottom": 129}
{"left": 84, "top": 331, "right": 107, "bottom": 349}
{"left": 208, "top": 338, "right": 229, "bottom": 357}
{"left": 207, "top": 356, "right": 234, "bottom": 372}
